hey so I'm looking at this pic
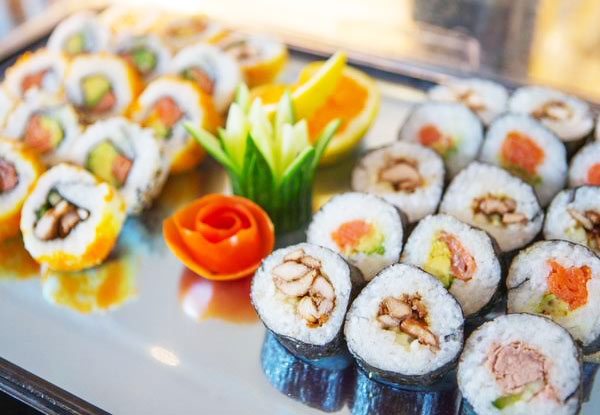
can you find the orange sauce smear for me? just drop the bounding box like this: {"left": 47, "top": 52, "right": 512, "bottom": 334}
{"left": 0, "top": 235, "right": 40, "bottom": 279}
{"left": 587, "top": 163, "right": 600, "bottom": 185}
{"left": 501, "top": 131, "right": 545, "bottom": 176}
{"left": 331, "top": 220, "right": 372, "bottom": 251}
{"left": 547, "top": 260, "right": 592, "bottom": 310}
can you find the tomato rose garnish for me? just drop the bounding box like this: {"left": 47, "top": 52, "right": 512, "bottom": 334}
{"left": 163, "top": 194, "right": 274, "bottom": 280}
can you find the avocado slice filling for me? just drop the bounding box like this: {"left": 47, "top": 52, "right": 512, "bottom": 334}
{"left": 122, "top": 47, "right": 157, "bottom": 76}
{"left": 86, "top": 140, "right": 132, "bottom": 188}
{"left": 64, "top": 33, "right": 85, "bottom": 56}
{"left": 81, "top": 75, "right": 115, "bottom": 112}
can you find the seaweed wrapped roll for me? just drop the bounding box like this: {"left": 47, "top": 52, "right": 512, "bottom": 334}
{"left": 3, "top": 49, "right": 68, "bottom": 100}
{"left": 568, "top": 141, "right": 600, "bottom": 187}
{"left": 47, "top": 11, "right": 109, "bottom": 56}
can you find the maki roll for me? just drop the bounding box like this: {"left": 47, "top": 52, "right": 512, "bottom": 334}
{"left": 480, "top": 114, "right": 567, "bottom": 206}
{"left": 351, "top": 142, "right": 445, "bottom": 223}
{"left": 509, "top": 86, "right": 593, "bottom": 152}
{"left": 20, "top": 163, "right": 126, "bottom": 271}
{"left": 0, "top": 139, "right": 44, "bottom": 241}
{"left": 458, "top": 314, "right": 582, "bottom": 415}
{"left": 4, "top": 96, "right": 81, "bottom": 166}
{"left": 398, "top": 102, "right": 483, "bottom": 177}
{"left": 3, "top": 49, "right": 68, "bottom": 99}
{"left": 69, "top": 117, "right": 168, "bottom": 215}
{"left": 307, "top": 192, "right": 405, "bottom": 280}
{"left": 130, "top": 76, "right": 219, "bottom": 173}
{"left": 428, "top": 78, "right": 508, "bottom": 126}
{"left": 251, "top": 243, "right": 364, "bottom": 360}
{"left": 544, "top": 186, "right": 600, "bottom": 254}
{"left": 439, "top": 162, "right": 544, "bottom": 252}
{"left": 47, "top": 11, "right": 109, "bottom": 56}
{"left": 99, "top": 6, "right": 160, "bottom": 38}
{"left": 157, "top": 14, "right": 225, "bottom": 51}
{"left": 568, "top": 141, "right": 600, "bottom": 187}
{"left": 344, "top": 264, "right": 464, "bottom": 386}
{"left": 169, "top": 43, "right": 241, "bottom": 113}
{"left": 65, "top": 54, "right": 142, "bottom": 122}
{"left": 507, "top": 240, "right": 600, "bottom": 353}
{"left": 401, "top": 214, "right": 503, "bottom": 318}
{"left": 112, "top": 34, "right": 171, "bottom": 82}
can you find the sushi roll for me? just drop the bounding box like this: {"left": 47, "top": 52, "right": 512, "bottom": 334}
{"left": 4, "top": 95, "right": 81, "bottom": 166}
{"left": 351, "top": 142, "right": 445, "bottom": 223}
{"left": 3, "top": 49, "right": 68, "bottom": 100}
{"left": 157, "top": 14, "right": 225, "bottom": 51}
{"left": 479, "top": 114, "right": 567, "bottom": 206}
{"left": 112, "top": 34, "right": 171, "bottom": 82}
{"left": 64, "top": 54, "right": 142, "bottom": 122}
{"left": 69, "top": 117, "right": 168, "bottom": 215}
{"left": 458, "top": 314, "right": 582, "bottom": 415}
{"left": 130, "top": 76, "right": 219, "bottom": 173}
{"left": 20, "top": 163, "right": 126, "bottom": 271}
{"left": 398, "top": 102, "right": 483, "bottom": 177}
{"left": 0, "top": 139, "right": 44, "bottom": 241}
{"left": 568, "top": 141, "right": 600, "bottom": 187}
{"left": 428, "top": 78, "right": 508, "bottom": 126}
{"left": 99, "top": 6, "right": 160, "bottom": 38}
{"left": 251, "top": 243, "right": 365, "bottom": 360}
{"left": 0, "top": 88, "right": 14, "bottom": 129}
{"left": 169, "top": 43, "right": 242, "bottom": 113}
{"left": 216, "top": 32, "right": 287, "bottom": 87}
{"left": 509, "top": 86, "right": 593, "bottom": 152}
{"left": 507, "top": 240, "right": 600, "bottom": 353}
{"left": 344, "top": 264, "right": 464, "bottom": 386}
{"left": 439, "top": 162, "right": 544, "bottom": 252}
{"left": 401, "top": 214, "right": 503, "bottom": 318}
{"left": 544, "top": 186, "right": 600, "bottom": 254}
{"left": 307, "top": 192, "right": 405, "bottom": 280}
{"left": 47, "top": 11, "right": 109, "bottom": 56}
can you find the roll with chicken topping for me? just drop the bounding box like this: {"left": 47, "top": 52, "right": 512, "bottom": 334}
{"left": 251, "top": 243, "right": 365, "bottom": 360}
{"left": 3, "top": 49, "right": 68, "bottom": 100}
{"left": 568, "top": 141, "right": 600, "bottom": 187}
{"left": 156, "top": 14, "right": 225, "bottom": 51}
{"left": 47, "top": 11, "right": 109, "bottom": 57}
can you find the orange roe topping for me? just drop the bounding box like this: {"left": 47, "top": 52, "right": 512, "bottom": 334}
{"left": 501, "top": 131, "right": 545, "bottom": 176}
{"left": 331, "top": 220, "right": 373, "bottom": 251}
{"left": 418, "top": 124, "right": 443, "bottom": 147}
{"left": 547, "top": 260, "right": 592, "bottom": 310}
{"left": 587, "top": 163, "right": 600, "bottom": 186}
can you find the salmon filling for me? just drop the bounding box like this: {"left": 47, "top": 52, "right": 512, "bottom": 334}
{"left": 21, "top": 69, "right": 49, "bottom": 94}
{"left": 473, "top": 194, "right": 527, "bottom": 226}
{"left": 271, "top": 248, "right": 335, "bottom": 327}
{"left": 81, "top": 75, "right": 116, "bottom": 113}
{"left": 417, "top": 124, "right": 455, "bottom": 157}
{"left": 567, "top": 208, "right": 600, "bottom": 251}
{"left": 547, "top": 260, "right": 591, "bottom": 311}
{"left": 143, "top": 97, "right": 184, "bottom": 139}
{"left": 586, "top": 163, "right": 600, "bottom": 186}
{"left": 34, "top": 189, "right": 90, "bottom": 240}
{"left": 377, "top": 295, "right": 439, "bottom": 350}
{"left": 531, "top": 100, "right": 573, "bottom": 122}
{"left": 331, "top": 219, "right": 385, "bottom": 255}
{"left": 377, "top": 157, "right": 422, "bottom": 192}
{"left": 181, "top": 67, "right": 214, "bottom": 95}
{"left": 0, "top": 158, "right": 18, "bottom": 192}
{"left": 500, "top": 131, "right": 544, "bottom": 182}
{"left": 23, "top": 114, "right": 64, "bottom": 154}
{"left": 424, "top": 231, "right": 476, "bottom": 288}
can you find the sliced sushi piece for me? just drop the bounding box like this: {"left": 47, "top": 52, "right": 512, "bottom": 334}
{"left": 544, "top": 187, "right": 600, "bottom": 254}
{"left": 251, "top": 243, "right": 365, "bottom": 361}
{"left": 0, "top": 88, "right": 15, "bottom": 129}
{"left": 130, "top": 76, "right": 219, "bottom": 173}
{"left": 69, "top": 117, "right": 168, "bottom": 215}
{"left": 507, "top": 240, "right": 600, "bottom": 353}
{"left": 458, "top": 313, "right": 582, "bottom": 415}
{"left": 439, "top": 162, "right": 544, "bottom": 252}
{"left": 169, "top": 43, "right": 241, "bottom": 113}
{"left": 0, "top": 139, "right": 44, "bottom": 241}
{"left": 47, "top": 11, "right": 109, "bottom": 56}
{"left": 480, "top": 114, "right": 567, "bottom": 206}
{"left": 307, "top": 192, "right": 405, "bottom": 280}
{"left": 428, "top": 78, "right": 508, "bottom": 126}
{"left": 3, "top": 49, "right": 68, "bottom": 100}
{"left": 156, "top": 14, "right": 225, "bottom": 51}
{"left": 398, "top": 102, "right": 483, "bottom": 177}
{"left": 112, "top": 34, "right": 171, "bottom": 82}
{"left": 351, "top": 142, "right": 444, "bottom": 223}
{"left": 568, "top": 141, "right": 600, "bottom": 187}
{"left": 20, "top": 163, "right": 126, "bottom": 271}
{"left": 65, "top": 54, "right": 142, "bottom": 122}
{"left": 99, "top": 6, "right": 161, "bottom": 38}
{"left": 401, "top": 214, "right": 503, "bottom": 318}
{"left": 509, "top": 86, "right": 593, "bottom": 152}
{"left": 345, "top": 264, "right": 464, "bottom": 386}
{"left": 4, "top": 95, "right": 82, "bottom": 166}
{"left": 216, "top": 32, "right": 287, "bottom": 87}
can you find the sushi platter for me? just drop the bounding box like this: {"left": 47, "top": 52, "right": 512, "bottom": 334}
{"left": 0, "top": 5, "right": 600, "bottom": 415}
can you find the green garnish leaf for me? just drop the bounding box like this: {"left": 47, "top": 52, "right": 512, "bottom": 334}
{"left": 241, "top": 135, "right": 275, "bottom": 208}
{"left": 248, "top": 98, "right": 275, "bottom": 171}
{"left": 220, "top": 103, "right": 249, "bottom": 169}
{"left": 235, "top": 83, "right": 250, "bottom": 114}
{"left": 311, "top": 118, "right": 340, "bottom": 173}
{"left": 184, "top": 122, "right": 238, "bottom": 174}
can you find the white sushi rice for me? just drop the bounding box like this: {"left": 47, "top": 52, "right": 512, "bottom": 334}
{"left": 351, "top": 142, "right": 444, "bottom": 223}
{"left": 458, "top": 314, "right": 581, "bottom": 415}
{"left": 439, "top": 162, "right": 543, "bottom": 252}
{"left": 0, "top": 88, "right": 14, "bottom": 128}
{"left": 509, "top": 86, "right": 593, "bottom": 142}
{"left": 47, "top": 11, "right": 109, "bottom": 55}
{"left": 4, "top": 95, "right": 82, "bottom": 166}
{"left": 544, "top": 187, "right": 600, "bottom": 254}
{"left": 401, "top": 214, "right": 501, "bottom": 317}
{"left": 251, "top": 243, "right": 352, "bottom": 346}
{"left": 0, "top": 139, "right": 39, "bottom": 217}
{"left": 428, "top": 78, "right": 508, "bottom": 125}
{"left": 69, "top": 117, "right": 168, "bottom": 215}
{"left": 507, "top": 240, "right": 600, "bottom": 348}
{"left": 398, "top": 101, "right": 483, "bottom": 177}
{"left": 568, "top": 141, "right": 600, "bottom": 187}
{"left": 112, "top": 34, "right": 171, "bottom": 81}
{"left": 345, "top": 264, "right": 463, "bottom": 376}
{"left": 168, "top": 43, "right": 241, "bottom": 113}
{"left": 480, "top": 114, "right": 567, "bottom": 206}
{"left": 3, "top": 49, "right": 68, "bottom": 100}
{"left": 307, "top": 192, "right": 404, "bottom": 280}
